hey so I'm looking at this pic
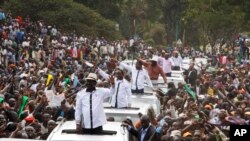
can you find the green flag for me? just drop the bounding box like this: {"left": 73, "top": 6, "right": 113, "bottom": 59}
{"left": 237, "top": 54, "right": 242, "bottom": 64}
{"left": 18, "top": 96, "right": 28, "bottom": 118}
{"left": 64, "top": 77, "right": 70, "bottom": 90}
{"left": 0, "top": 97, "right": 4, "bottom": 103}
{"left": 183, "top": 84, "right": 197, "bottom": 100}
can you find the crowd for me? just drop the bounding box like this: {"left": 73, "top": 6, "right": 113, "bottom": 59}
{"left": 0, "top": 8, "right": 250, "bottom": 141}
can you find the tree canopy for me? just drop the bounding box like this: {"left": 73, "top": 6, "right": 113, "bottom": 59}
{"left": 3, "top": 0, "right": 121, "bottom": 40}
{"left": 2, "top": 0, "right": 250, "bottom": 47}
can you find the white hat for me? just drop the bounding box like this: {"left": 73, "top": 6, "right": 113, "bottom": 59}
{"left": 20, "top": 73, "right": 29, "bottom": 78}
{"left": 85, "top": 61, "right": 94, "bottom": 67}
{"left": 170, "top": 130, "right": 181, "bottom": 137}
{"left": 150, "top": 56, "right": 158, "bottom": 62}
{"left": 86, "top": 73, "right": 98, "bottom": 81}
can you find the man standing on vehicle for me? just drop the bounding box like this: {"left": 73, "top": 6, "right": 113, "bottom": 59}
{"left": 97, "top": 67, "right": 132, "bottom": 108}
{"left": 170, "top": 51, "right": 183, "bottom": 71}
{"left": 113, "top": 58, "right": 153, "bottom": 94}
{"left": 75, "top": 73, "right": 111, "bottom": 134}
{"left": 137, "top": 57, "right": 167, "bottom": 86}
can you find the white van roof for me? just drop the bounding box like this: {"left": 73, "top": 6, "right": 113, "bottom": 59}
{"left": 104, "top": 94, "right": 160, "bottom": 123}
{"left": 0, "top": 139, "right": 44, "bottom": 141}
{"left": 47, "top": 121, "right": 128, "bottom": 141}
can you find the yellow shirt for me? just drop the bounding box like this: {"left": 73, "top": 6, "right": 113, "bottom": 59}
{"left": 207, "top": 87, "right": 214, "bottom": 96}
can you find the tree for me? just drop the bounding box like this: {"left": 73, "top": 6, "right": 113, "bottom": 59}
{"left": 3, "top": 0, "right": 121, "bottom": 40}
{"left": 74, "top": 0, "right": 123, "bottom": 22}
{"left": 184, "top": 0, "right": 246, "bottom": 52}
{"left": 155, "top": 0, "right": 188, "bottom": 45}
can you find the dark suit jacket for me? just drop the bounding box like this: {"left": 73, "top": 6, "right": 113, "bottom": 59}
{"left": 129, "top": 125, "right": 155, "bottom": 141}
{"left": 187, "top": 68, "right": 197, "bottom": 86}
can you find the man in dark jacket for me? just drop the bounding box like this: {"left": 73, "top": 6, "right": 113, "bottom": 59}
{"left": 185, "top": 63, "right": 197, "bottom": 87}
{"left": 122, "top": 115, "right": 155, "bottom": 141}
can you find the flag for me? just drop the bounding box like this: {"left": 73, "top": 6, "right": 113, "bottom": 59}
{"left": 237, "top": 54, "right": 242, "bottom": 64}
{"left": 64, "top": 77, "right": 70, "bottom": 90}
{"left": 73, "top": 76, "right": 79, "bottom": 88}
{"left": 0, "top": 97, "right": 4, "bottom": 103}
{"left": 46, "top": 74, "right": 53, "bottom": 86}
{"left": 18, "top": 96, "right": 28, "bottom": 118}
{"left": 183, "top": 84, "right": 197, "bottom": 100}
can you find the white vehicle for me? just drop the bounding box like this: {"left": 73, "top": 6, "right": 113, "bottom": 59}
{"left": 182, "top": 58, "right": 208, "bottom": 72}
{"left": 104, "top": 94, "right": 160, "bottom": 123}
{"left": 144, "top": 74, "right": 185, "bottom": 88}
{"left": 0, "top": 139, "right": 44, "bottom": 141}
{"left": 47, "top": 120, "right": 129, "bottom": 141}
{"left": 121, "top": 60, "right": 137, "bottom": 67}
{"left": 171, "top": 70, "right": 184, "bottom": 77}
{"left": 121, "top": 60, "right": 185, "bottom": 86}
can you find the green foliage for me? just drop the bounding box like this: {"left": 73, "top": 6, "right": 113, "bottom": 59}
{"left": 184, "top": 0, "right": 247, "bottom": 47}
{"left": 3, "top": 0, "right": 121, "bottom": 40}
{"left": 74, "top": 0, "right": 122, "bottom": 22}
{"left": 3, "top": 0, "right": 250, "bottom": 47}
{"left": 143, "top": 23, "right": 166, "bottom": 46}
{"left": 154, "top": 0, "right": 188, "bottom": 44}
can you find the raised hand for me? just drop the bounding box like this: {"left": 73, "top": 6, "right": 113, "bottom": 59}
{"left": 109, "top": 75, "right": 115, "bottom": 85}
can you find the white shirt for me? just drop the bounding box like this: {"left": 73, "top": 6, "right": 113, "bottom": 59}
{"left": 162, "top": 59, "right": 172, "bottom": 73}
{"left": 75, "top": 88, "right": 110, "bottom": 129}
{"left": 120, "top": 62, "right": 153, "bottom": 90}
{"left": 170, "top": 56, "right": 183, "bottom": 67}
{"left": 101, "top": 46, "right": 107, "bottom": 54}
{"left": 158, "top": 57, "right": 164, "bottom": 68}
{"left": 129, "top": 39, "right": 134, "bottom": 47}
{"left": 97, "top": 68, "right": 132, "bottom": 108}
{"left": 110, "top": 80, "right": 132, "bottom": 108}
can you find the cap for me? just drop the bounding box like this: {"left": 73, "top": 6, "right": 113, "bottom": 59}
{"left": 183, "top": 132, "right": 192, "bottom": 137}
{"left": 173, "top": 50, "right": 178, "bottom": 54}
{"left": 86, "top": 73, "right": 98, "bottom": 81}
{"left": 150, "top": 56, "right": 158, "bottom": 62}
{"left": 244, "top": 112, "right": 250, "bottom": 116}
{"left": 170, "top": 130, "right": 181, "bottom": 137}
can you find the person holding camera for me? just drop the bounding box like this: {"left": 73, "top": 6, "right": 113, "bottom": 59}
{"left": 122, "top": 115, "right": 155, "bottom": 141}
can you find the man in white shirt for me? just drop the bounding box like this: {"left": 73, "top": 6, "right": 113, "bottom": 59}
{"left": 75, "top": 73, "right": 111, "bottom": 134}
{"left": 116, "top": 59, "right": 153, "bottom": 94}
{"left": 97, "top": 68, "right": 132, "bottom": 108}
{"left": 170, "top": 51, "right": 183, "bottom": 70}
{"left": 162, "top": 53, "right": 173, "bottom": 77}
{"left": 158, "top": 51, "right": 165, "bottom": 68}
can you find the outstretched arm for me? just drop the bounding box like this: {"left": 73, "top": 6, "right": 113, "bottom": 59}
{"left": 159, "top": 67, "right": 167, "bottom": 84}
{"left": 96, "top": 67, "right": 109, "bottom": 80}
{"left": 137, "top": 58, "right": 150, "bottom": 68}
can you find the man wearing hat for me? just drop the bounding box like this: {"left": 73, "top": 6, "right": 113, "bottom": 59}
{"left": 75, "top": 73, "right": 111, "bottom": 134}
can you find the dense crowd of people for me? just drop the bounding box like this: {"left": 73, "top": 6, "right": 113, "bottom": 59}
{"left": 0, "top": 9, "right": 250, "bottom": 141}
